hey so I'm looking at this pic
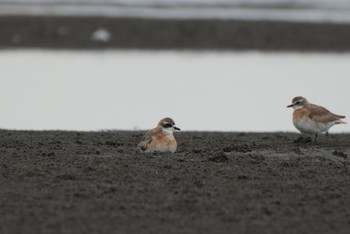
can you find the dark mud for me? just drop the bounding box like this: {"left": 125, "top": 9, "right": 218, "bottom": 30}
{"left": 1, "top": 130, "right": 350, "bottom": 234}
{"left": 2, "top": 16, "right": 350, "bottom": 51}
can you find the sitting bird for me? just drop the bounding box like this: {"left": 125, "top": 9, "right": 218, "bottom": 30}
{"left": 138, "top": 117, "right": 180, "bottom": 153}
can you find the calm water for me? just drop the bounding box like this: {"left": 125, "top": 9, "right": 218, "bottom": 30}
{"left": 1, "top": 50, "right": 349, "bottom": 132}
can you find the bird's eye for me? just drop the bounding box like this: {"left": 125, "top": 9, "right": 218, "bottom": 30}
{"left": 164, "top": 123, "right": 172, "bottom": 128}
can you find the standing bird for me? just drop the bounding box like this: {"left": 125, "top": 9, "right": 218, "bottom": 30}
{"left": 138, "top": 117, "right": 180, "bottom": 153}
{"left": 287, "top": 96, "right": 346, "bottom": 142}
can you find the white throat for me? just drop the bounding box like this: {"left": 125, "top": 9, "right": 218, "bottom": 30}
{"left": 292, "top": 104, "right": 304, "bottom": 110}
{"left": 162, "top": 127, "right": 174, "bottom": 135}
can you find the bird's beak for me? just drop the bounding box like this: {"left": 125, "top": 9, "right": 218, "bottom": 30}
{"left": 174, "top": 126, "right": 181, "bottom": 131}
{"left": 287, "top": 103, "right": 294, "bottom": 108}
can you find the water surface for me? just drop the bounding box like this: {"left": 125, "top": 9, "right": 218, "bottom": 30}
{"left": 1, "top": 50, "right": 349, "bottom": 132}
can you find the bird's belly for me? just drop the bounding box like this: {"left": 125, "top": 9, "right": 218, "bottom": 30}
{"left": 156, "top": 143, "right": 177, "bottom": 153}
{"left": 149, "top": 137, "right": 177, "bottom": 153}
{"left": 293, "top": 118, "right": 332, "bottom": 134}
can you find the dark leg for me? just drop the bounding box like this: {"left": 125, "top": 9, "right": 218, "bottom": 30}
{"left": 313, "top": 134, "right": 318, "bottom": 143}
{"left": 325, "top": 131, "right": 329, "bottom": 137}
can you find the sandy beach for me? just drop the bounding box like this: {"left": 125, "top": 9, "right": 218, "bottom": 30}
{"left": 0, "top": 130, "right": 349, "bottom": 233}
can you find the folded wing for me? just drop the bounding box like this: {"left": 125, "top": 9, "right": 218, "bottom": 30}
{"left": 138, "top": 128, "right": 157, "bottom": 152}
{"left": 308, "top": 104, "right": 345, "bottom": 123}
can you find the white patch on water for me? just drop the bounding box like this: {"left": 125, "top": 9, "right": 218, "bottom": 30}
{"left": 0, "top": 50, "right": 349, "bottom": 132}
{"left": 91, "top": 28, "right": 111, "bottom": 42}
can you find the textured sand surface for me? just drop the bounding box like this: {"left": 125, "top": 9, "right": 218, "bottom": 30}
{"left": 1, "top": 130, "right": 350, "bottom": 234}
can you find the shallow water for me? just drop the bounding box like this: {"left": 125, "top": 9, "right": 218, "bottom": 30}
{"left": 1, "top": 50, "right": 349, "bottom": 132}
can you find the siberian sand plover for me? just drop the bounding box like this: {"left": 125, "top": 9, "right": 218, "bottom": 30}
{"left": 287, "top": 96, "right": 346, "bottom": 142}
{"left": 138, "top": 117, "right": 180, "bottom": 153}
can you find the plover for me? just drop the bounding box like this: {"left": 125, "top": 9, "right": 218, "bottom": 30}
{"left": 138, "top": 117, "right": 180, "bottom": 153}
{"left": 287, "top": 96, "right": 346, "bottom": 142}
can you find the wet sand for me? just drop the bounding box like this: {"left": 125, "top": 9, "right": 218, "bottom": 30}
{"left": 1, "top": 16, "right": 350, "bottom": 51}
{"left": 1, "top": 130, "right": 350, "bottom": 233}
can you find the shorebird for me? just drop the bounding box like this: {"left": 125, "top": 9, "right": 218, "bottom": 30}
{"left": 138, "top": 117, "right": 180, "bottom": 153}
{"left": 287, "top": 96, "right": 346, "bottom": 142}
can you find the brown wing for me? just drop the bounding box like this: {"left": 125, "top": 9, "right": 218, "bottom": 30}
{"left": 308, "top": 104, "right": 345, "bottom": 123}
{"left": 137, "top": 128, "right": 159, "bottom": 152}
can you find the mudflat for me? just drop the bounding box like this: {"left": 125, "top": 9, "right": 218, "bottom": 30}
{"left": 0, "top": 130, "right": 349, "bottom": 233}
{"left": 1, "top": 16, "right": 350, "bottom": 51}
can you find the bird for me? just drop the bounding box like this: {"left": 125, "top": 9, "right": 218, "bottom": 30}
{"left": 138, "top": 117, "right": 180, "bottom": 153}
{"left": 287, "top": 96, "right": 346, "bottom": 142}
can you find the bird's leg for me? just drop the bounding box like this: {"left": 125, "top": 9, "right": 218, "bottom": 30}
{"left": 325, "top": 131, "right": 329, "bottom": 137}
{"left": 313, "top": 134, "right": 318, "bottom": 143}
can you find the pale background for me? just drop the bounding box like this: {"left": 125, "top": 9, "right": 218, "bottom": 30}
{"left": 1, "top": 50, "right": 348, "bottom": 132}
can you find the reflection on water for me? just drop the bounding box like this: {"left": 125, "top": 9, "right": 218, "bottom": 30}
{"left": 1, "top": 50, "right": 349, "bottom": 132}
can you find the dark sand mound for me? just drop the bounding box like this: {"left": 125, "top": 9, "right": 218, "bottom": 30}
{"left": 2, "top": 16, "right": 350, "bottom": 51}
{"left": 1, "top": 130, "right": 350, "bottom": 233}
